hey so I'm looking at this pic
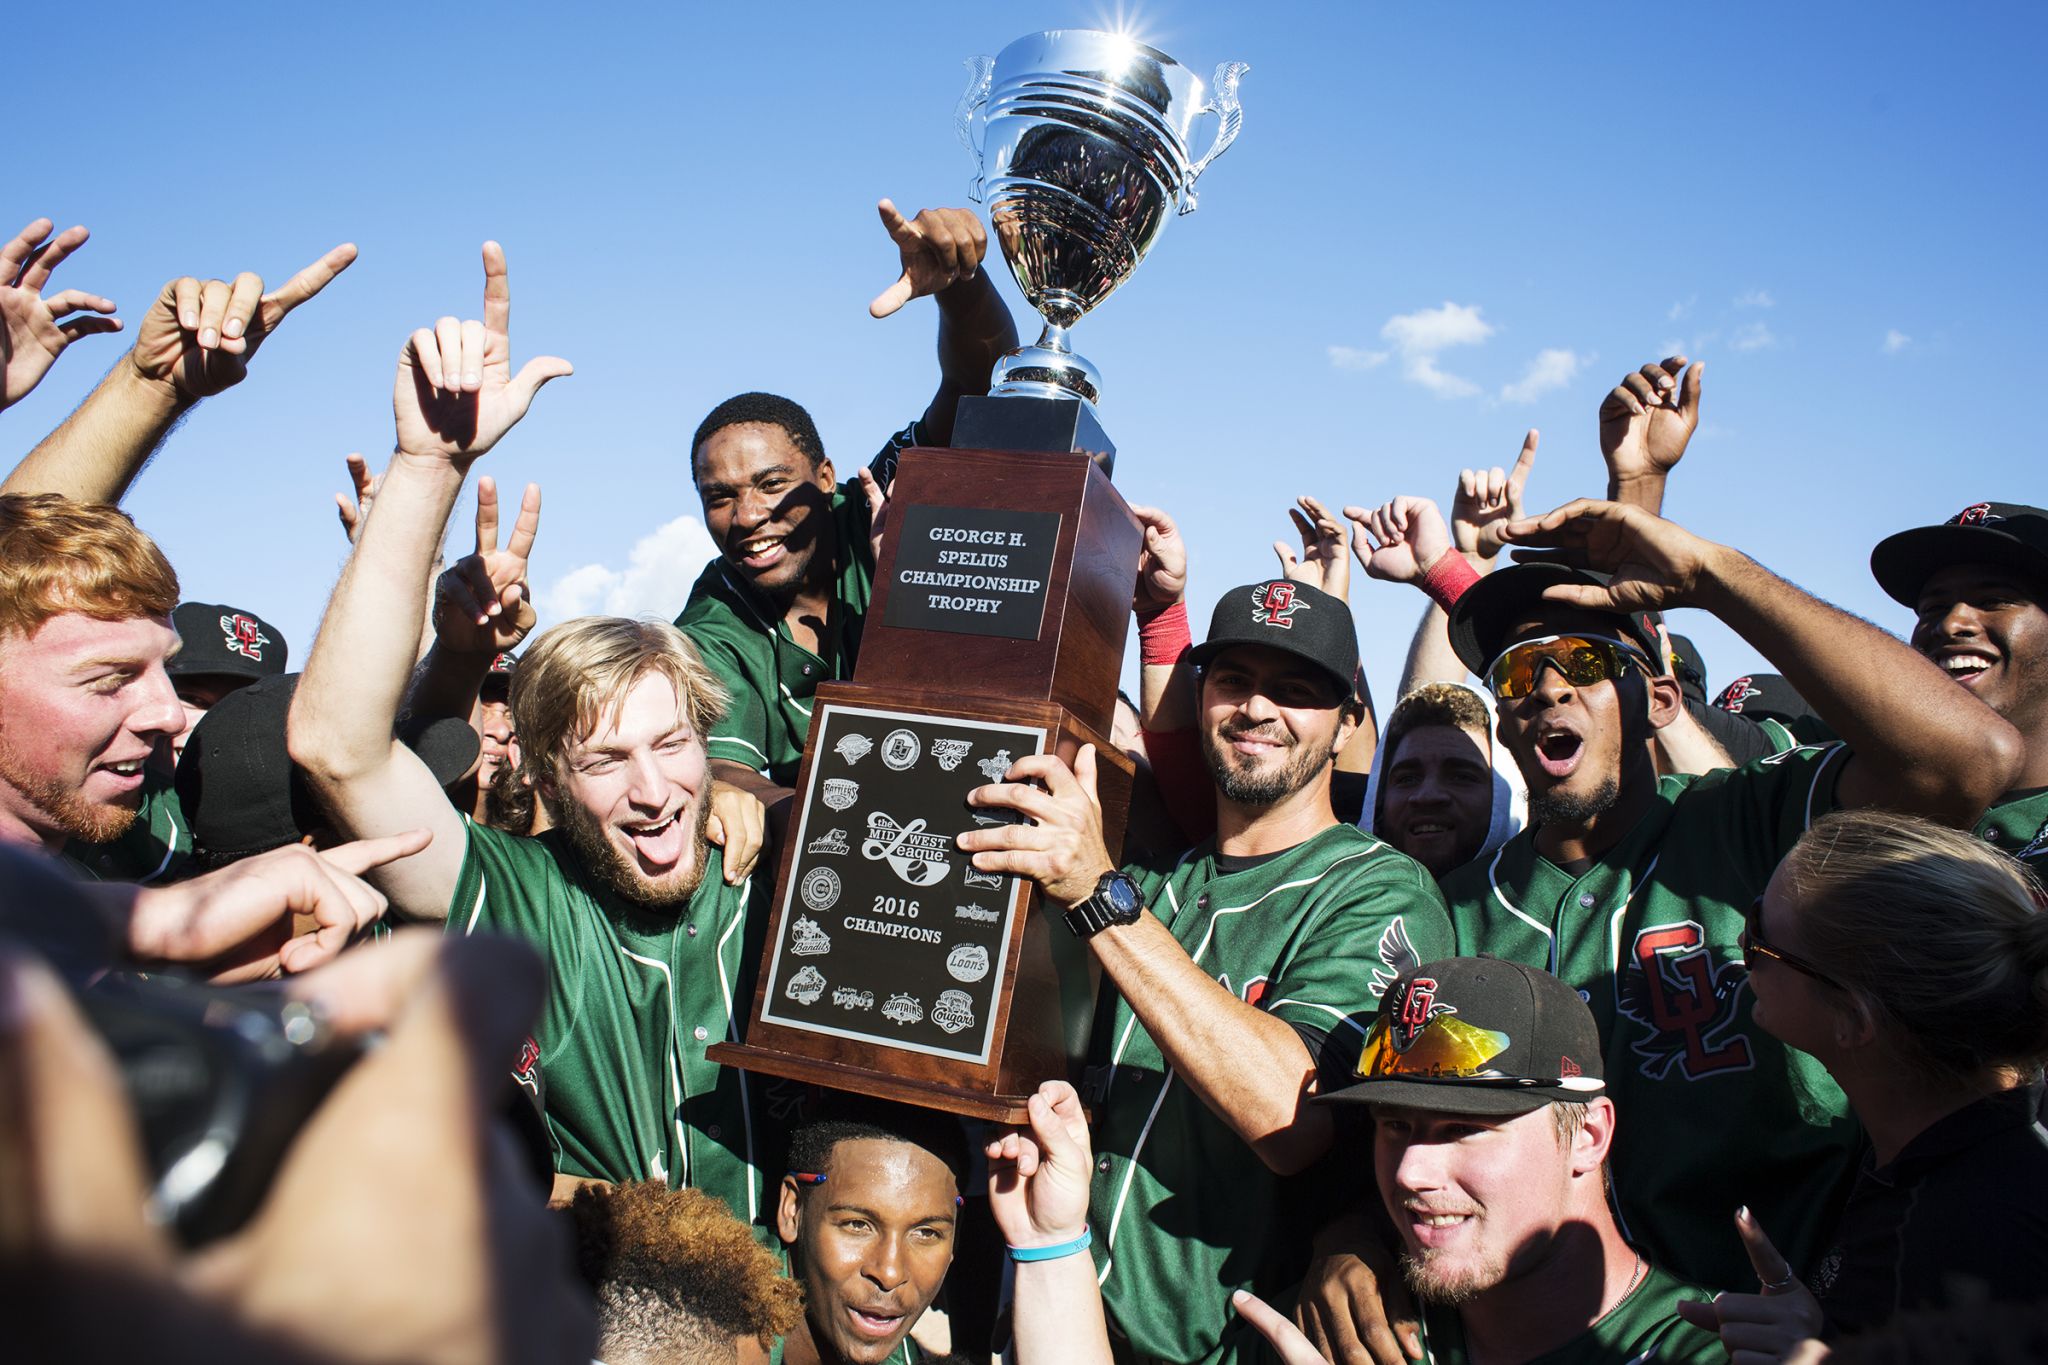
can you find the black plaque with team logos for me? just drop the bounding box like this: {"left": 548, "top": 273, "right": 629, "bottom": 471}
{"left": 881, "top": 504, "right": 1062, "bottom": 641}
{"left": 759, "top": 704, "right": 1047, "bottom": 1064}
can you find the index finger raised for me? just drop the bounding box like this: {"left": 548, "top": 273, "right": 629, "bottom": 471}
{"left": 504, "top": 482, "right": 543, "bottom": 562}
{"left": 481, "top": 240, "right": 511, "bottom": 338}
{"left": 1736, "top": 1205, "right": 1795, "bottom": 1287}
{"left": 260, "top": 242, "right": 358, "bottom": 322}
{"left": 318, "top": 827, "right": 434, "bottom": 878}
{"left": 473, "top": 475, "right": 501, "bottom": 554}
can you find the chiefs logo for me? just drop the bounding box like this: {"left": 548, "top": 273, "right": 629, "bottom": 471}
{"left": 1950, "top": 503, "right": 2003, "bottom": 527}
{"left": 511, "top": 1035, "right": 542, "bottom": 1097}
{"left": 1250, "top": 580, "right": 1305, "bottom": 629}
{"left": 220, "top": 612, "right": 270, "bottom": 661}
{"left": 1714, "top": 676, "right": 1763, "bottom": 714}
{"left": 1617, "top": 922, "right": 1754, "bottom": 1081}
{"left": 1391, "top": 974, "right": 1456, "bottom": 1053}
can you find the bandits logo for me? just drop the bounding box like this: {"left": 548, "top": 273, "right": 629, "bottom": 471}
{"left": 1250, "top": 580, "right": 1305, "bottom": 629}
{"left": 221, "top": 612, "right": 270, "bottom": 661}
{"left": 1714, "top": 676, "right": 1763, "bottom": 714}
{"left": 1617, "top": 920, "right": 1755, "bottom": 1081}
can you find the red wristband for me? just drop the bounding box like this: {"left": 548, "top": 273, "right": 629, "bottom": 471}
{"left": 1419, "top": 552, "right": 1483, "bottom": 613}
{"left": 1138, "top": 601, "right": 1192, "bottom": 666}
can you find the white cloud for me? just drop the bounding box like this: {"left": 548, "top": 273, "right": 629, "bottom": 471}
{"left": 540, "top": 515, "right": 718, "bottom": 624}
{"left": 1730, "top": 322, "right": 1777, "bottom": 352}
{"left": 1381, "top": 302, "right": 1495, "bottom": 354}
{"left": 1733, "top": 288, "right": 1776, "bottom": 309}
{"left": 1883, "top": 329, "right": 1911, "bottom": 355}
{"left": 1405, "top": 355, "right": 1481, "bottom": 399}
{"left": 1500, "top": 348, "right": 1587, "bottom": 403}
{"left": 1667, "top": 296, "right": 1697, "bottom": 322}
{"left": 1327, "top": 345, "right": 1389, "bottom": 371}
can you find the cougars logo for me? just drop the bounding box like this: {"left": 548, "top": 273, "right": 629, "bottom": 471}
{"left": 1250, "top": 580, "right": 1305, "bottom": 629}
{"left": 1950, "top": 502, "right": 2002, "bottom": 526}
{"left": 1616, "top": 921, "right": 1754, "bottom": 1080}
{"left": 220, "top": 612, "right": 270, "bottom": 661}
{"left": 1714, "top": 676, "right": 1763, "bottom": 714}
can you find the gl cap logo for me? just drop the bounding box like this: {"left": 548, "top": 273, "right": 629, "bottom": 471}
{"left": 1250, "top": 580, "right": 1304, "bottom": 629}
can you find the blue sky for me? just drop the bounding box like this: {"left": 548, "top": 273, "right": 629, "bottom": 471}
{"left": 9, "top": 1, "right": 2044, "bottom": 712}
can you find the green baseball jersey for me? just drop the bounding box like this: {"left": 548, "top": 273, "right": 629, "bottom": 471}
{"left": 676, "top": 423, "right": 918, "bottom": 786}
{"left": 448, "top": 821, "right": 797, "bottom": 1236}
{"left": 1439, "top": 745, "right": 1862, "bottom": 1294}
{"left": 1416, "top": 1260, "right": 1722, "bottom": 1364}
{"left": 1089, "top": 824, "right": 1458, "bottom": 1365}
{"left": 60, "top": 765, "right": 191, "bottom": 884}
{"left": 1976, "top": 784, "right": 2048, "bottom": 872}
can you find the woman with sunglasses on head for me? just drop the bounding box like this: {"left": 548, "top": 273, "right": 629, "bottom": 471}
{"left": 1676, "top": 807, "right": 2048, "bottom": 1360}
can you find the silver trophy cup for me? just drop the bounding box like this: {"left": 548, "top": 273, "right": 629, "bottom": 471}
{"left": 958, "top": 30, "right": 1247, "bottom": 410}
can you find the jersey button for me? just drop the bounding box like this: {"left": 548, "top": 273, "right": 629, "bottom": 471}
{"left": 1096, "top": 1156, "right": 1112, "bottom": 1173}
{"left": 802, "top": 664, "right": 814, "bottom": 676}
{"left": 1197, "top": 894, "right": 1210, "bottom": 909}
{"left": 1983, "top": 828, "right": 2001, "bottom": 842}
{"left": 707, "top": 1124, "right": 722, "bottom": 1140}
{"left": 693, "top": 1025, "right": 709, "bottom": 1042}
{"left": 686, "top": 923, "right": 699, "bottom": 937}
{"left": 1577, "top": 893, "right": 1596, "bottom": 909}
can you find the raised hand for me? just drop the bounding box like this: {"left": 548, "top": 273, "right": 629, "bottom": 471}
{"left": 1600, "top": 356, "right": 1701, "bottom": 486}
{"left": 1497, "top": 498, "right": 1720, "bottom": 613}
{"left": 432, "top": 476, "right": 541, "bottom": 653}
{"left": 1129, "top": 503, "right": 1188, "bottom": 613}
{"left": 1344, "top": 496, "right": 1454, "bottom": 586}
{"left": 0, "top": 218, "right": 121, "bottom": 409}
{"left": 1451, "top": 429, "right": 1538, "bottom": 564}
{"left": 1673, "top": 1206, "right": 1823, "bottom": 1363}
{"left": 393, "top": 242, "right": 572, "bottom": 463}
{"left": 1273, "top": 495, "right": 1351, "bottom": 600}
{"left": 858, "top": 465, "right": 894, "bottom": 566}
{"left": 1232, "top": 1291, "right": 1331, "bottom": 1365}
{"left": 128, "top": 243, "right": 357, "bottom": 401}
{"left": 960, "top": 746, "right": 1116, "bottom": 909}
{"left": 335, "top": 451, "right": 381, "bottom": 544}
{"left": 985, "top": 1080, "right": 1094, "bottom": 1248}
{"left": 868, "top": 199, "right": 990, "bottom": 319}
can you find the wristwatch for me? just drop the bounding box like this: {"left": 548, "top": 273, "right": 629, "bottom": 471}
{"left": 1064, "top": 870, "right": 1144, "bottom": 939}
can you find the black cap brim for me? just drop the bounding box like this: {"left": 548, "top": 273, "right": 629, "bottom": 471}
{"left": 1446, "top": 563, "right": 1661, "bottom": 677}
{"left": 1870, "top": 525, "right": 2048, "bottom": 607}
{"left": 1316, "top": 1076, "right": 1589, "bottom": 1116}
{"left": 1186, "top": 633, "right": 1354, "bottom": 699}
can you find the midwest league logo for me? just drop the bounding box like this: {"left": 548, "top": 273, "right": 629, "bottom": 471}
{"left": 220, "top": 612, "right": 270, "bottom": 661}
{"left": 1250, "top": 581, "right": 1305, "bottom": 629}
{"left": 1617, "top": 921, "right": 1755, "bottom": 1080}
{"left": 861, "top": 812, "right": 953, "bottom": 886}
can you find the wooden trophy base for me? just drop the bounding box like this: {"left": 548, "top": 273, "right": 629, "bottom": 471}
{"left": 710, "top": 440, "right": 1142, "bottom": 1122}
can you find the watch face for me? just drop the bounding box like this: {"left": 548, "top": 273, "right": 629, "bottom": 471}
{"left": 1105, "top": 874, "right": 1143, "bottom": 916}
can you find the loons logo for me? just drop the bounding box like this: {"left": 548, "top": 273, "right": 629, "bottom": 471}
{"left": 1714, "top": 676, "right": 1763, "bottom": 714}
{"left": 1391, "top": 974, "right": 1455, "bottom": 1052}
{"left": 220, "top": 613, "right": 271, "bottom": 661}
{"left": 1250, "top": 580, "right": 1304, "bottom": 629}
{"left": 1617, "top": 921, "right": 1754, "bottom": 1080}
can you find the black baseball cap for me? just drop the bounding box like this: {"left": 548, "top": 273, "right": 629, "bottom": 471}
{"left": 1712, "top": 672, "right": 1817, "bottom": 727}
{"left": 481, "top": 650, "right": 518, "bottom": 701}
{"left": 1447, "top": 563, "right": 1663, "bottom": 678}
{"left": 1320, "top": 956, "right": 1606, "bottom": 1116}
{"left": 1186, "top": 579, "right": 1358, "bottom": 698}
{"left": 1870, "top": 502, "right": 2048, "bottom": 608}
{"left": 168, "top": 601, "right": 288, "bottom": 682}
{"left": 1666, "top": 633, "right": 1708, "bottom": 706}
{"left": 175, "top": 673, "right": 479, "bottom": 861}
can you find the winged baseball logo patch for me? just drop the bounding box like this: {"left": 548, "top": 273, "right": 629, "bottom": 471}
{"left": 220, "top": 612, "right": 271, "bottom": 661}
{"left": 1250, "top": 580, "right": 1304, "bottom": 629}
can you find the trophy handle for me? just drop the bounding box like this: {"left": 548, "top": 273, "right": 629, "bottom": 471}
{"left": 955, "top": 54, "right": 995, "bottom": 204}
{"left": 1181, "top": 60, "right": 1250, "bottom": 214}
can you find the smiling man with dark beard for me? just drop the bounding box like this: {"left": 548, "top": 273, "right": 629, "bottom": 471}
{"left": 1410, "top": 497, "right": 2024, "bottom": 1297}
{"left": 962, "top": 575, "right": 1455, "bottom": 1365}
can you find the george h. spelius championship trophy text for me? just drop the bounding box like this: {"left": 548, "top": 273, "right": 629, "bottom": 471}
{"left": 710, "top": 31, "right": 1246, "bottom": 1121}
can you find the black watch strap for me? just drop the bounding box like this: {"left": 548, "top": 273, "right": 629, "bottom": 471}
{"left": 1064, "top": 871, "right": 1143, "bottom": 939}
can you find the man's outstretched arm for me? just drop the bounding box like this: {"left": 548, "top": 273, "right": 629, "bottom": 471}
{"left": 867, "top": 199, "right": 1018, "bottom": 447}
{"left": 290, "top": 243, "right": 569, "bottom": 919}
{"left": 3, "top": 244, "right": 357, "bottom": 503}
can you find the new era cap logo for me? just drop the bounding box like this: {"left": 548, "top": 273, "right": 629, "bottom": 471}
{"left": 1951, "top": 502, "right": 2003, "bottom": 526}
{"left": 1250, "top": 580, "right": 1305, "bottom": 629}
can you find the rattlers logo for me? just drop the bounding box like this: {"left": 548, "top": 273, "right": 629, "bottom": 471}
{"left": 1617, "top": 921, "right": 1754, "bottom": 1080}
{"left": 1251, "top": 580, "right": 1304, "bottom": 629}
{"left": 221, "top": 612, "right": 270, "bottom": 661}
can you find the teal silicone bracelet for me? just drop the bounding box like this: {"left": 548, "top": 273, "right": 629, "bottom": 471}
{"left": 1008, "top": 1226, "right": 1092, "bottom": 1262}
